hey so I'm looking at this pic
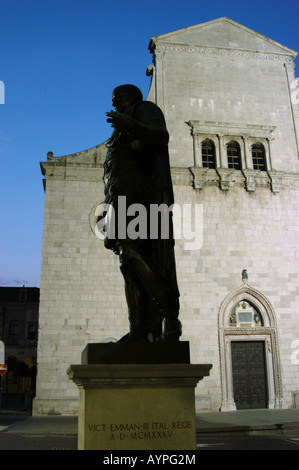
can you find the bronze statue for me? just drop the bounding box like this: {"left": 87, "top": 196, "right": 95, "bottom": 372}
{"left": 103, "top": 84, "right": 181, "bottom": 342}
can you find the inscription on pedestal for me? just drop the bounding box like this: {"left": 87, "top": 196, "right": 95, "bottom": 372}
{"left": 87, "top": 420, "right": 192, "bottom": 444}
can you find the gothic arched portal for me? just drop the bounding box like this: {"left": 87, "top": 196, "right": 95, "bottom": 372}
{"left": 218, "top": 283, "right": 286, "bottom": 411}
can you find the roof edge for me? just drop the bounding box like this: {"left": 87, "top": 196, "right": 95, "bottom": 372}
{"left": 149, "top": 17, "right": 297, "bottom": 58}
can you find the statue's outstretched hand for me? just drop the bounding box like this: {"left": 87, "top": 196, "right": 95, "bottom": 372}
{"left": 106, "top": 111, "right": 136, "bottom": 131}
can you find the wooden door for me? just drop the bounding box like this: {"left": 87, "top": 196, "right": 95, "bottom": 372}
{"left": 231, "top": 341, "right": 268, "bottom": 409}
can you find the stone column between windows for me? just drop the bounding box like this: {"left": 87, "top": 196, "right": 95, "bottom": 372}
{"left": 193, "top": 133, "right": 202, "bottom": 167}
{"left": 217, "top": 134, "right": 226, "bottom": 167}
{"left": 241, "top": 136, "right": 252, "bottom": 169}
{"left": 266, "top": 137, "right": 273, "bottom": 171}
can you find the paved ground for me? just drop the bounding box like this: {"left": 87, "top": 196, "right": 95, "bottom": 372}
{"left": 195, "top": 408, "right": 299, "bottom": 435}
{"left": 0, "top": 409, "right": 298, "bottom": 451}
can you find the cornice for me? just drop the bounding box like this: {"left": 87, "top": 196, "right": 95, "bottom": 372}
{"left": 40, "top": 163, "right": 299, "bottom": 191}
{"left": 188, "top": 120, "right": 276, "bottom": 139}
{"left": 186, "top": 166, "right": 299, "bottom": 192}
{"left": 154, "top": 44, "right": 294, "bottom": 62}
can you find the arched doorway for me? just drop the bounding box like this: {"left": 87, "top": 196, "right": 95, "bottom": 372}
{"left": 218, "top": 283, "right": 285, "bottom": 411}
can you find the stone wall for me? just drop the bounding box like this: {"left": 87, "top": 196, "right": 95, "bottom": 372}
{"left": 33, "top": 161, "right": 299, "bottom": 414}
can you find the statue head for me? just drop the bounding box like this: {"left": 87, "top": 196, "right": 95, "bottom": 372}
{"left": 112, "top": 84, "right": 143, "bottom": 112}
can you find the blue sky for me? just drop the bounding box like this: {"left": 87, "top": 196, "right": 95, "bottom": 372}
{"left": 0, "top": 0, "right": 298, "bottom": 287}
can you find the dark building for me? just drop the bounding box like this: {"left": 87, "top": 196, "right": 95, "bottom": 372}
{"left": 0, "top": 286, "right": 39, "bottom": 410}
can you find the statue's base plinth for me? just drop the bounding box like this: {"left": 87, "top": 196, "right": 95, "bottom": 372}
{"left": 81, "top": 341, "right": 191, "bottom": 364}
{"left": 67, "top": 342, "right": 212, "bottom": 450}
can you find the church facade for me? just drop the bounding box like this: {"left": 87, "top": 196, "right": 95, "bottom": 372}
{"left": 33, "top": 18, "right": 299, "bottom": 415}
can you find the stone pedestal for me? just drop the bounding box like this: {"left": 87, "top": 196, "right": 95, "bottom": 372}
{"left": 67, "top": 342, "right": 212, "bottom": 450}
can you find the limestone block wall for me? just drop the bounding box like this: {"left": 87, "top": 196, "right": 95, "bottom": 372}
{"left": 155, "top": 50, "right": 299, "bottom": 173}
{"left": 33, "top": 160, "right": 299, "bottom": 415}
{"left": 147, "top": 16, "right": 299, "bottom": 175}
{"left": 172, "top": 171, "right": 299, "bottom": 410}
{"left": 34, "top": 164, "right": 129, "bottom": 415}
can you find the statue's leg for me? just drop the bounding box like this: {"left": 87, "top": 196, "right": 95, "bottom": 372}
{"left": 117, "top": 240, "right": 181, "bottom": 341}
{"left": 121, "top": 269, "right": 150, "bottom": 342}
{"left": 119, "top": 261, "right": 163, "bottom": 342}
{"left": 151, "top": 293, "right": 182, "bottom": 342}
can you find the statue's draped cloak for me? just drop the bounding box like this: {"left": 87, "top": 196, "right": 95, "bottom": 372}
{"left": 103, "top": 101, "right": 180, "bottom": 310}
